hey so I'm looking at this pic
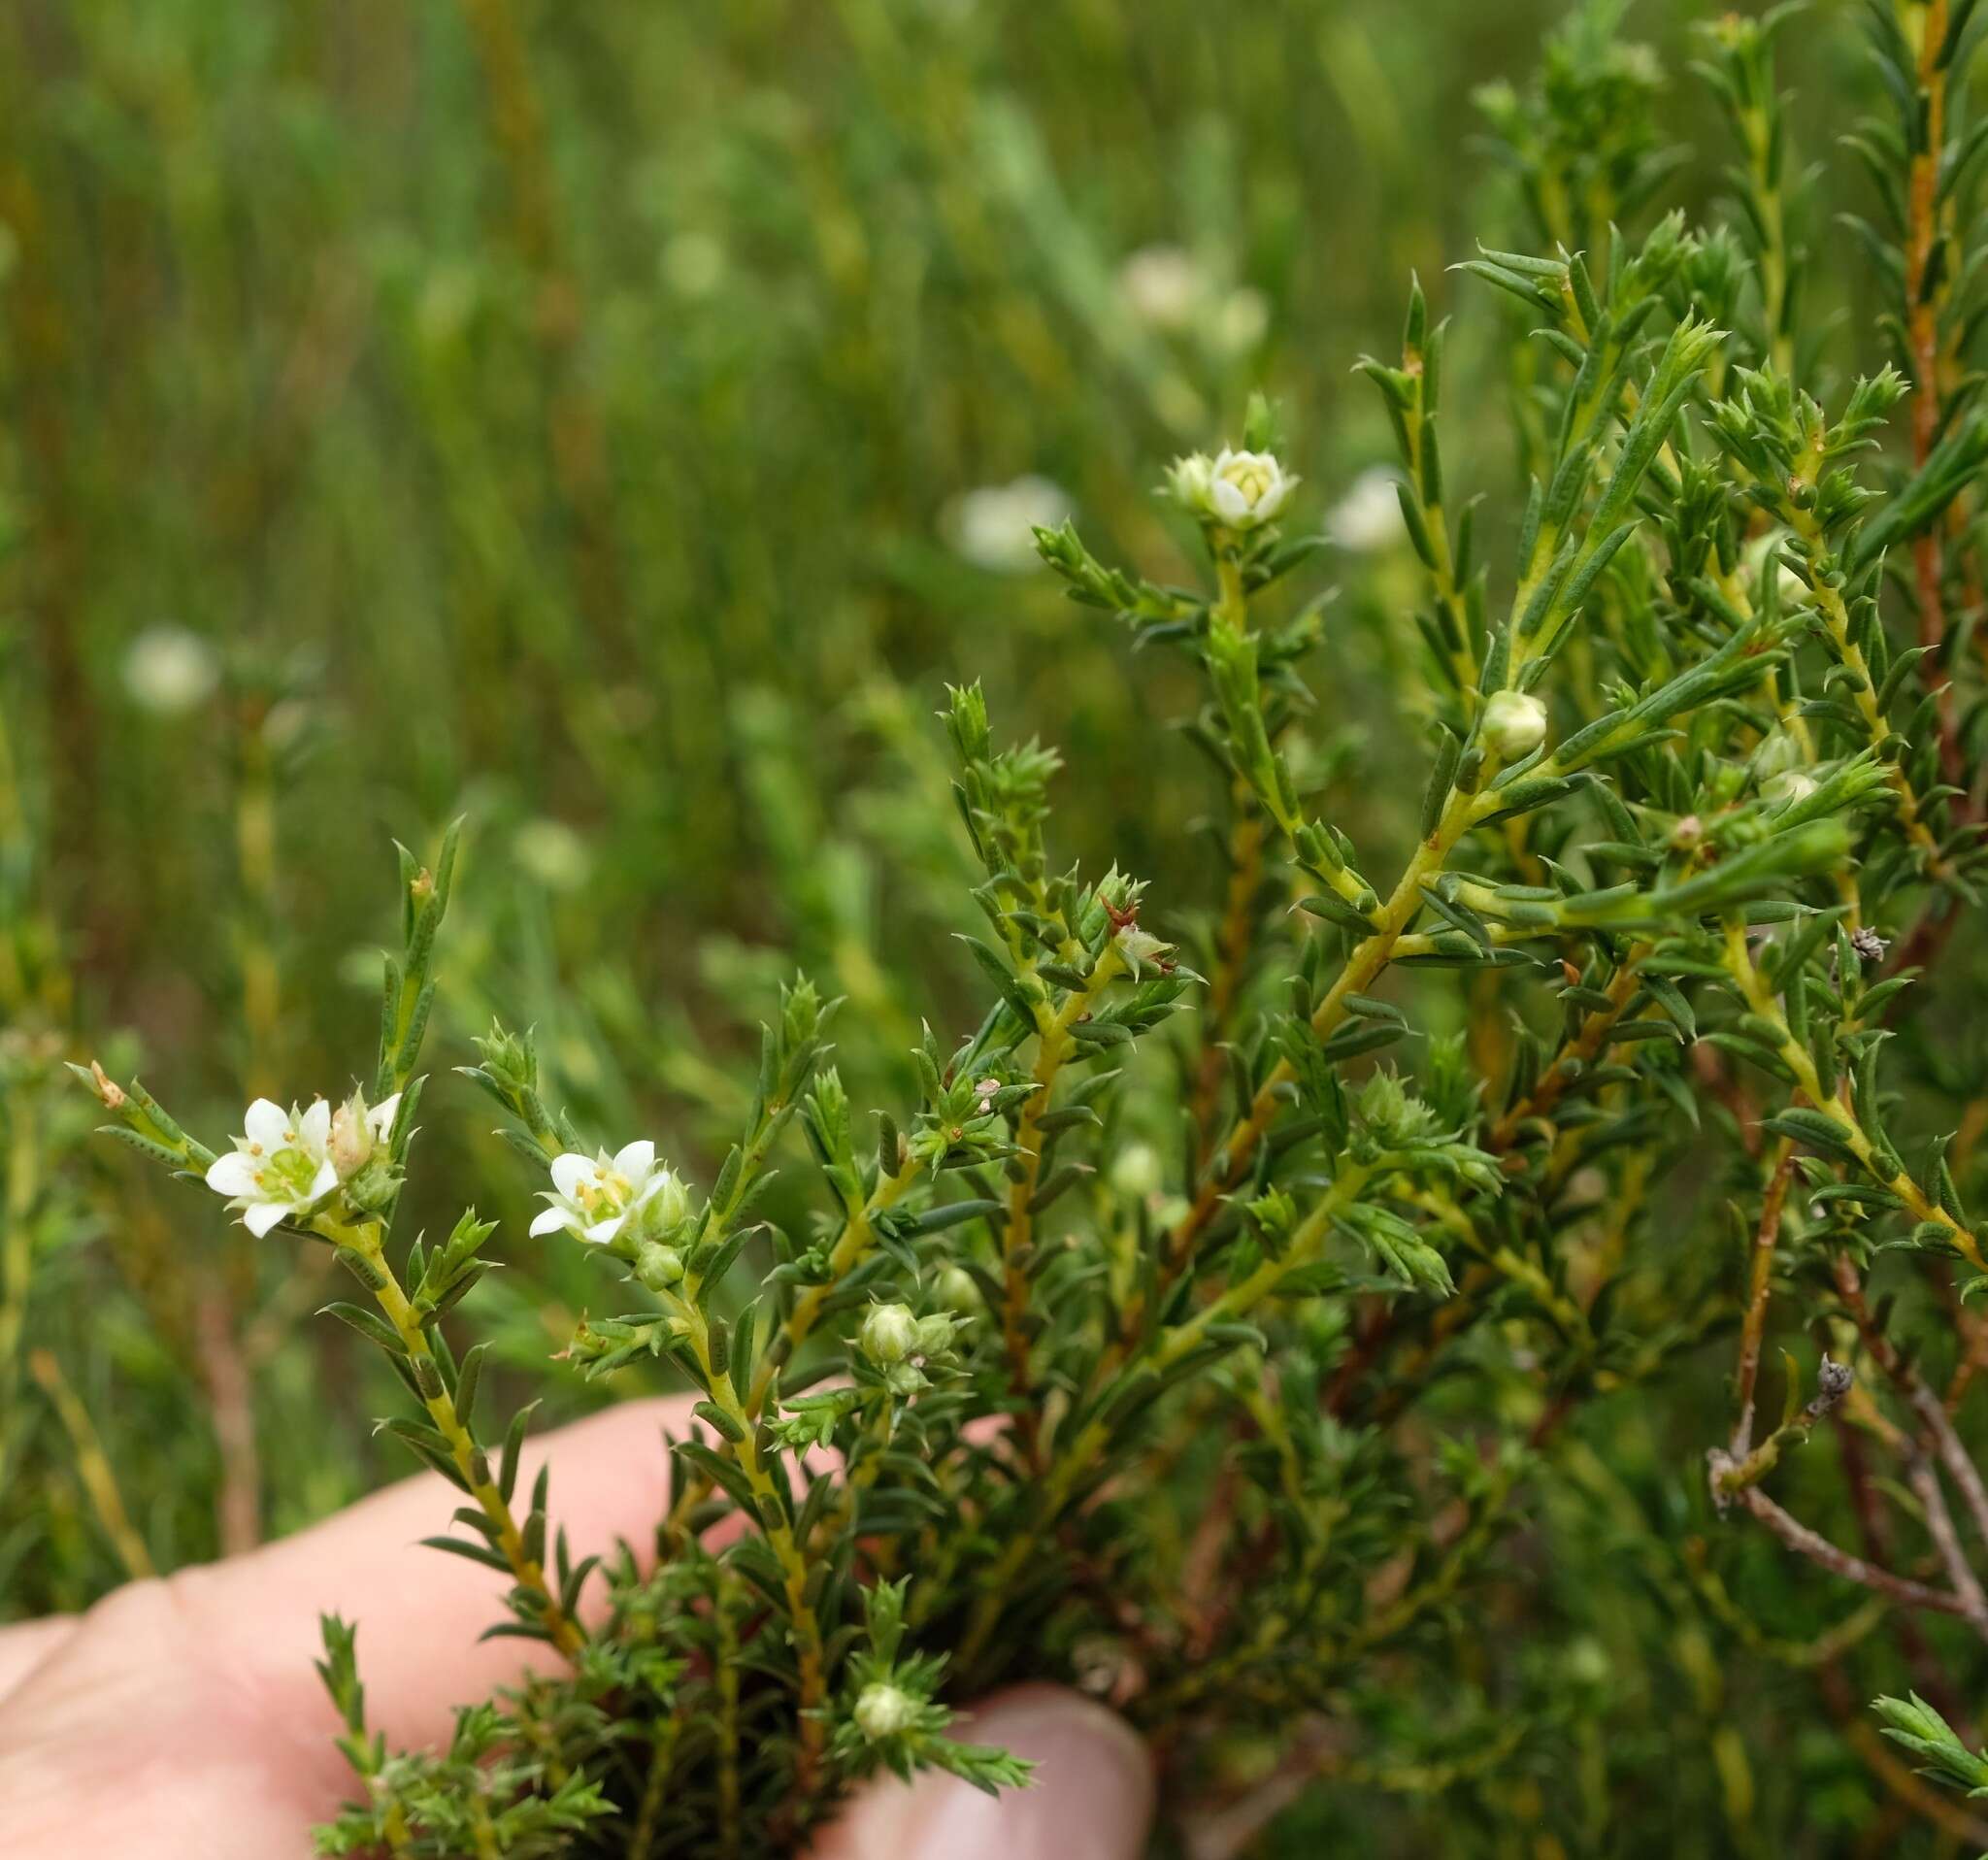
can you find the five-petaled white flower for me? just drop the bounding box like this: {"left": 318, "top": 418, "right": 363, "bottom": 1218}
{"left": 204, "top": 1093, "right": 395, "bottom": 1238}
{"left": 530, "top": 1142, "right": 683, "bottom": 1247}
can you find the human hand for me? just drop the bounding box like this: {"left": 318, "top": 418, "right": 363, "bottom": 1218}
{"left": 0, "top": 1397, "right": 1151, "bottom": 1858}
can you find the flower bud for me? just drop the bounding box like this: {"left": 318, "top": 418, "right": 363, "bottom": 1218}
{"left": 935, "top": 1265, "right": 981, "bottom": 1314}
{"left": 1753, "top": 730, "right": 1803, "bottom": 783}
{"left": 913, "top": 1312, "right": 957, "bottom": 1358}
{"left": 1481, "top": 689, "right": 1548, "bottom": 760}
{"left": 860, "top": 1302, "right": 918, "bottom": 1366}
{"left": 1163, "top": 451, "right": 1214, "bottom": 515}
{"left": 635, "top": 1170, "right": 692, "bottom": 1242}
{"left": 1114, "top": 924, "right": 1174, "bottom": 976}
{"left": 1763, "top": 770, "right": 1817, "bottom": 811}
{"left": 853, "top": 1681, "right": 917, "bottom": 1740}
{"left": 328, "top": 1094, "right": 376, "bottom": 1181}
{"left": 1327, "top": 468, "right": 1406, "bottom": 554}
{"left": 637, "top": 1243, "right": 685, "bottom": 1291}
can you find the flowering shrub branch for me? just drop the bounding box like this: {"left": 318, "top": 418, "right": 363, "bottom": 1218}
{"left": 59, "top": 4, "right": 1988, "bottom": 1852}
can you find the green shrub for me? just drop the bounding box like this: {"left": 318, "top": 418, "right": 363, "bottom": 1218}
{"left": 19, "top": 0, "right": 1988, "bottom": 1853}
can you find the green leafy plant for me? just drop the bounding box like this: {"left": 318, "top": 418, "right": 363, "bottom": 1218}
{"left": 41, "top": 1, "right": 1988, "bottom": 1854}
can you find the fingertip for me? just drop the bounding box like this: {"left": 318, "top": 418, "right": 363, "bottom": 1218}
{"left": 222, "top": 1393, "right": 700, "bottom": 1748}
{"left": 811, "top": 1685, "right": 1153, "bottom": 1860}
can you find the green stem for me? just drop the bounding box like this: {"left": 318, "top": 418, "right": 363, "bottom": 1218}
{"left": 628, "top": 1712, "right": 684, "bottom": 1860}
{"left": 961, "top": 1159, "right": 1374, "bottom": 1670}
{"left": 331, "top": 1216, "right": 585, "bottom": 1659}
{"left": 1001, "top": 944, "right": 1124, "bottom": 1454}
{"left": 716, "top": 1575, "right": 744, "bottom": 1860}
{"left": 671, "top": 1293, "right": 831, "bottom": 1790}
{"left": 1720, "top": 921, "right": 1983, "bottom": 1271}
{"left": 749, "top": 1163, "right": 913, "bottom": 1413}
{"left": 1140, "top": 781, "right": 1493, "bottom": 1327}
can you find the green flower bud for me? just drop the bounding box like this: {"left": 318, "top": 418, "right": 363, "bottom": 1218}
{"left": 1163, "top": 450, "right": 1214, "bottom": 515}
{"left": 935, "top": 1265, "right": 981, "bottom": 1314}
{"left": 913, "top": 1312, "right": 957, "bottom": 1358}
{"left": 860, "top": 1302, "right": 918, "bottom": 1366}
{"left": 636, "top": 1243, "right": 684, "bottom": 1291}
{"left": 1481, "top": 689, "right": 1548, "bottom": 760}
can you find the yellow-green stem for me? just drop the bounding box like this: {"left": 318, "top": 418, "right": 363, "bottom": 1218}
{"left": 1002, "top": 945, "right": 1124, "bottom": 1451}
{"left": 1721, "top": 921, "right": 1983, "bottom": 1271}
{"left": 336, "top": 1218, "right": 585, "bottom": 1659}
{"left": 28, "top": 1346, "right": 153, "bottom": 1579}
{"left": 674, "top": 1297, "right": 830, "bottom": 1787}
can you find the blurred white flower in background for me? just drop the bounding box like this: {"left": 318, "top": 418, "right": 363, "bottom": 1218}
{"left": 1119, "top": 246, "right": 1270, "bottom": 357}
{"left": 942, "top": 475, "right": 1072, "bottom": 574}
{"left": 122, "top": 626, "right": 218, "bottom": 715}
{"left": 1327, "top": 468, "right": 1407, "bottom": 554}
{"left": 1119, "top": 245, "right": 1207, "bottom": 333}
{"left": 1214, "top": 286, "right": 1270, "bottom": 355}
{"left": 514, "top": 817, "right": 593, "bottom": 892}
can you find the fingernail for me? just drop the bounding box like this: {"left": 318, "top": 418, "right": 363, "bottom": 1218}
{"left": 836, "top": 1684, "right": 1153, "bottom": 1860}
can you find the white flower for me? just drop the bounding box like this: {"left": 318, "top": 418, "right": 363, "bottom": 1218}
{"left": 1170, "top": 448, "right": 1298, "bottom": 531}
{"left": 1119, "top": 244, "right": 1207, "bottom": 332}
{"left": 1482, "top": 690, "right": 1549, "bottom": 761}
{"left": 513, "top": 818, "right": 591, "bottom": 892}
{"left": 1214, "top": 286, "right": 1270, "bottom": 355}
{"left": 529, "top": 1142, "right": 684, "bottom": 1247}
{"left": 942, "top": 475, "right": 1074, "bottom": 574}
{"left": 1327, "top": 468, "right": 1407, "bottom": 554}
{"left": 853, "top": 1681, "right": 917, "bottom": 1740}
{"left": 205, "top": 1098, "right": 342, "bottom": 1238}
{"left": 123, "top": 627, "right": 218, "bottom": 715}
